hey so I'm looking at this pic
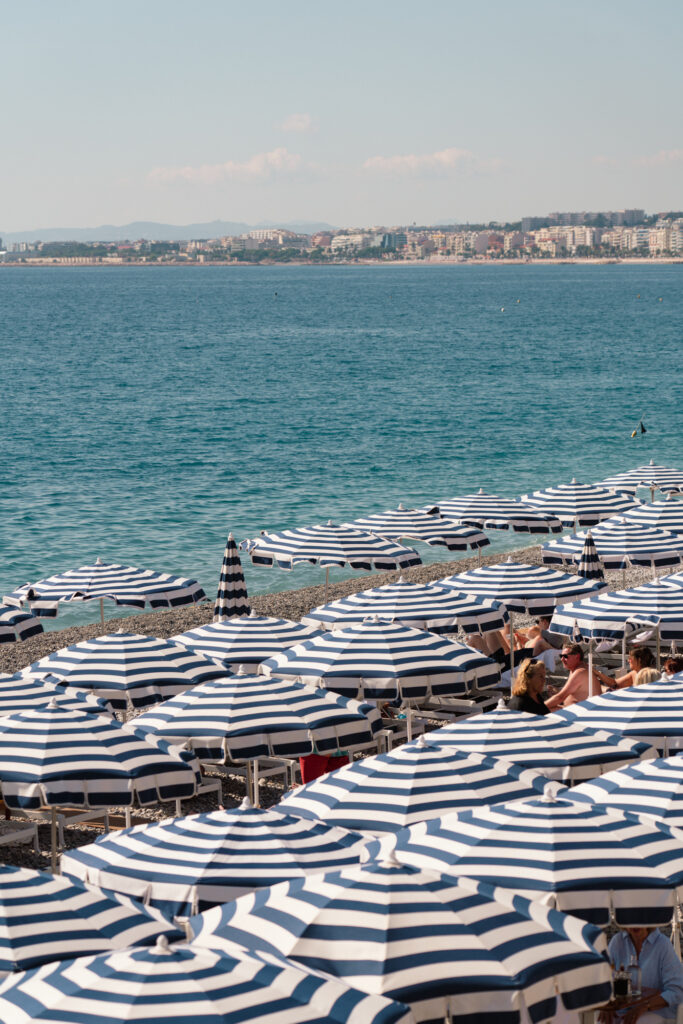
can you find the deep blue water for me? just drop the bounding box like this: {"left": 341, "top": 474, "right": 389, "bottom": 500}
{"left": 1, "top": 263, "right": 681, "bottom": 627}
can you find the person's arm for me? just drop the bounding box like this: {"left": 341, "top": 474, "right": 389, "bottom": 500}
{"left": 593, "top": 666, "right": 618, "bottom": 691}
{"left": 545, "top": 676, "right": 580, "bottom": 710}
{"left": 655, "top": 935, "right": 683, "bottom": 1012}
{"left": 614, "top": 670, "right": 636, "bottom": 689}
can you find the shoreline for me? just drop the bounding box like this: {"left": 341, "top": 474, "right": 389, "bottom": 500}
{"left": 0, "top": 543, "right": 660, "bottom": 676}
{"left": 1, "top": 257, "right": 682, "bottom": 269}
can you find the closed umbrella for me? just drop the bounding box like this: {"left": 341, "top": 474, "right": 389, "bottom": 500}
{"left": 62, "top": 800, "right": 369, "bottom": 919}
{"left": 521, "top": 478, "right": 636, "bottom": 527}
{"left": 0, "top": 606, "right": 42, "bottom": 645}
{"left": 260, "top": 618, "right": 501, "bottom": 705}
{"left": 576, "top": 531, "right": 604, "bottom": 581}
{"left": 0, "top": 864, "right": 182, "bottom": 977}
{"left": 433, "top": 490, "right": 563, "bottom": 533}
{"left": 4, "top": 558, "right": 206, "bottom": 627}
{"left": 300, "top": 580, "right": 508, "bottom": 635}
{"left": 25, "top": 632, "right": 226, "bottom": 713}
{"left": 364, "top": 792, "right": 683, "bottom": 926}
{"left": 0, "top": 937, "right": 413, "bottom": 1024}
{"left": 214, "top": 532, "right": 250, "bottom": 619}
{"left": 241, "top": 522, "right": 421, "bottom": 601}
{"left": 427, "top": 705, "right": 656, "bottom": 782}
{"left": 598, "top": 459, "right": 683, "bottom": 501}
{"left": 189, "top": 855, "right": 612, "bottom": 1024}
{"left": 345, "top": 505, "right": 489, "bottom": 552}
{"left": 279, "top": 734, "right": 562, "bottom": 834}
{"left": 172, "top": 613, "right": 320, "bottom": 672}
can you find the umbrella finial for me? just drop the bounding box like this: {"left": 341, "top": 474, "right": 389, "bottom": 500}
{"left": 378, "top": 849, "right": 403, "bottom": 869}
{"left": 398, "top": 503, "right": 406, "bottom": 510}
{"left": 228, "top": 532, "right": 234, "bottom": 540}
{"left": 415, "top": 734, "right": 428, "bottom": 748}
{"left": 47, "top": 697, "right": 59, "bottom": 710}
{"left": 496, "top": 698, "right": 507, "bottom": 710}
{"left": 540, "top": 782, "right": 560, "bottom": 803}
{"left": 236, "top": 665, "right": 247, "bottom": 675}
{"left": 95, "top": 557, "right": 103, "bottom": 565}
{"left": 240, "top": 796, "right": 253, "bottom": 810}
{"left": 154, "top": 935, "right": 172, "bottom": 954}
{"left": 571, "top": 477, "right": 577, "bottom": 484}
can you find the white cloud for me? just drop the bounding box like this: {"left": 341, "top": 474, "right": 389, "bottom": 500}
{"left": 281, "top": 112, "right": 314, "bottom": 133}
{"left": 363, "top": 146, "right": 500, "bottom": 176}
{"left": 148, "top": 148, "right": 305, "bottom": 185}
{"left": 635, "top": 148, "right": 683, "bottom": 167}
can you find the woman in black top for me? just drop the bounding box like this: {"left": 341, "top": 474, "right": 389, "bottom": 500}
{"left": 508, "top": 659, "right": 550, "bottom": 715}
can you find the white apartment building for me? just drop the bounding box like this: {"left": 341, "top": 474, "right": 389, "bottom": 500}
{"left": 649, "top": 226, "right": 672, "bottom": 253}
{"left": 330, "top": 233, "right": 372, "bottom": 252}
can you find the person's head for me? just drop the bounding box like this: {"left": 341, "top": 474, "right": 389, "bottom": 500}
{"left": 626, "top": 926, "right": 653, "bottom": 947}
{"left": 536, "top": 616, "right": 551, "bottom": 630}
{"left": 512, "top": 658, "right": 546, "bottom": 697}
{"left": 634, "top": 667, "right": 661, "bottom": 686}
{"left": 628, "top": 645, "right": 655, "bottom": 671}
{"left": 664, "top": 655, "right": 683, "bottom": 676}
{"left": 560, "top": 643, "right": 584, "bottom": 671}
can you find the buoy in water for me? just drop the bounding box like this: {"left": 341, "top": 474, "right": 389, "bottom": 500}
{"left": 500, "top": 307, "right": 505, "bottom": 312}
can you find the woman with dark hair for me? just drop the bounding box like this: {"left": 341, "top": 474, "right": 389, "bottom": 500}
{"left": 508, "top": 659, "right": 550, "bottom": 715}
{"left": 613, "top": 646, "right": 657, "bottom": 689}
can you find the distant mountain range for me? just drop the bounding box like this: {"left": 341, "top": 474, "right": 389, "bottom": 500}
{"left": 0, "top": 219, "right": 338, "bottom": 244}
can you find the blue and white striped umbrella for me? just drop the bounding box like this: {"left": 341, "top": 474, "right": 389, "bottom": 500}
{"left": 426, "top": 706, "right": 656, "bottom": 782}
{"left": 24, "top": 632, "right": 226, "bottom": 712}
{"left": 4, "top": 558, "right": 206, "bottom": 623}
{"left": 438, "top": 560, "right": 606, "bottom": 615}
{"left": 214, "top": 532, "right": 250, "bottom": 619}
{"left": 0, "top": 606, "right": 43, "bottom": 644}
{"left": 363, "top": 793, "right": 683, "bottom": 926}
{"left": 344, "top": 505, "right": 489, "bottom": 551}
{"left": 0, "top": 864, "right": 182, "bottom": 977}
{"left": 433, "top": 490, "right": 563, "bottom": 533}
{"left": 598, "top": 459, "right": 683, "bottom": 497}
{"left": 576, "top": 530, "right": 605, "bottom": 581}
{"left": 172, "top": 613, "right": 320, "bottom": 671}
{"left": 548, "top": 578, "right": 683, "bottom": 642}
{"left": 189, "top": 856, "right": 612, "bottom": 1024}
{"left": 300, "top": 580, "right": 509, "bottom": 635}
{"left": 555, "top": 685, "right": 683, "bottom": 753}
{"left": 570, "top": 755, "right": 683, "bottom": 829}
{"left": 621, "top": 495, "right": 683, "bottom": 535}
{"left": 133, "top": 674, "right": 382, "bottom": 761}
{"left": 542, "top": 518, "right": 683, "bottom": 572}
{"left": 62, "top": 801, "right": 369, "bottom": 918}
{"left": 0, "top": 673, "right": 112, "bottom": 717}
{"left": 241, "top": 522, "right": 421, "bottom": 571}
{"left": 0, "top": 702, "right": 200, "bottom": 810}
{"left": 0, "top": 937, "right": 413, "bottom": 1024}
{"left": 260, "top": 619, "right": 500, "bottom": 701}
{"left": 279, "top": 734, "right": 563, "bottom": 834}
{"left": 521, "top": 478, "right": 636, "bottom": 527}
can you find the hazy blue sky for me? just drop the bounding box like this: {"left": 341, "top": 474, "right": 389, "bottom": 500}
{"left": 2, "top": 0, "right": 681, "bottom": 230}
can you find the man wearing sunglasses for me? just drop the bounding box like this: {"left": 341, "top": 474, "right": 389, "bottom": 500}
{"left": 545, "top": 643, "right": 615, "bottom": 710}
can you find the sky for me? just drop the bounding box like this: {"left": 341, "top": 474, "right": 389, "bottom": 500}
{"left": 1, "top": 0, "right": 681, "bottom": 232}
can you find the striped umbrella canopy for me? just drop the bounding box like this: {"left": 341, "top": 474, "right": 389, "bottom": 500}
{"left": 0, "top": 673, "right": 112, "bottom": 717}
{"left": 0, "top": 864, "right": 183, "bottom": 977}
{"left": 24, "top": 632, "right": 227, "bottom": 713}
{"left": 598, "top": 459, "right": 683, "bottom": 499}
{"left": 0, "top": 701, "right": 200, "bottom": 811}
{"left": 300, "top": 580, "right": 509, "bottom": 635}
{"left": 62, "top": 800, "right": 369, "bottom": 918}
{"left": 241, "top": 522, "right": 421, "bottom": 571}
{"left": 133, "top": 673, "right": 382, "bottom": 761}
{"left": 214, "top": 532, "right": 250, "bottom": 619}
{"left": 621, "top": 494, "right": 683, "bottom": 535}
{"left": 189, "top": 856, "right": 612, "bottom": 1024}
{"left": 426, "top": 706, "right": 656, "bottom": 782}
{"left": 278, "top": 734, "right": 563, "bottom": 835}
{"left": 570, "top": 755, "right": 683, "bottom": 830}
{"left": 542, "top": 518, "right": 683, "bottom": 574}
{"left": 548, "top": 578, "right": 683, "bottom": 642}
{"left": 172, "top": 613, "right": 321, "bottom": 671}
{"left": 260, "top": 619, "right": 500, "bottom": 701}
{"left": 0, "top": 606, "right": 43, "bottom": 645}
{"left": 4, "top": 558, "right": 206, "bottom": 626}
{"left": 433, "top": 490, "right": 563, "bottom": 534}
{"left": 555, "top": 684, "right": 683, "bottom": 754}
{"left": 521, "top": 478, "right": 636, "bottom": 527}
{"left": 344, "top": 505, "right": 489, "bottom": 551}
{"left": 438, "top": 560, "right": 606, "bottom": 616}
{"left": 0, "top": 937, "right": 413, "bottom": 1024}
{"left": 363, "top": 793, "right": 683, "bottom": 926}
{"left": 576, "top": 531, "right": 605, "bottom": 581}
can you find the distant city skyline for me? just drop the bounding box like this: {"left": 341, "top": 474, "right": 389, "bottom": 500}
{"left": 1, "top": 0, "right": 681, "bottom": 232}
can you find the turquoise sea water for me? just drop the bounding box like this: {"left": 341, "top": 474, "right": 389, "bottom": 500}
{"left": 1, "top": 263, "right": 681, "bottom": 627}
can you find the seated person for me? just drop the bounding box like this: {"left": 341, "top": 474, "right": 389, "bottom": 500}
{"left": 635, "top": 668, "right": 661, "bottom": 686}
{"left": 601, "top": 925, "right": 683, "bottom": 1023}
{"left": 612, "top": 646, "right": 658, "bottom": 689}
{"left": 466, "top": 628, "right": 535, "bottom": 671}
{"left": 545, "top": 643, "right": 609, "bottom": 709}
{"left": 660, "top": 655, "right": 683, "bottom": 681}
{"left": 507, "top": 659, "right": 549, "bottom": 715}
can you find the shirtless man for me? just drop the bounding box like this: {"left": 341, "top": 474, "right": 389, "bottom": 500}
{"left": 545, "top": 643, "right": 615, "bottom": 709}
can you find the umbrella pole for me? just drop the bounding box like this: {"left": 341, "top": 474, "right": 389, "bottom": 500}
{"left": 588, "top": 638, "right": 598, "bottom": 697}
{"left": 99, "top": 598, "right": 105, "bottom": 629}
{"left": 324, "top": 566, "right": 329, "bottom": 603}
{"left": 253, "top": 759, "right": 260, "bottom": 807}
{"left": 50, "top": 808, "right": 59, "bottom": 874}
{"left": 657, "top": 626, "right": 661, "bottom": 670}
{"left": 509, "top": 613, "right": 515, "bottom": 685}
{"left": 246, "top": 761, "right": 254, "bottom": 804}
{"left": 406, "top": 706, "right": 413, "bottom": 743}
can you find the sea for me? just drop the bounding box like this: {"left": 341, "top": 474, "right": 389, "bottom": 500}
{"left": 1, "top": 262, "right": 681, "bottom": 628}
